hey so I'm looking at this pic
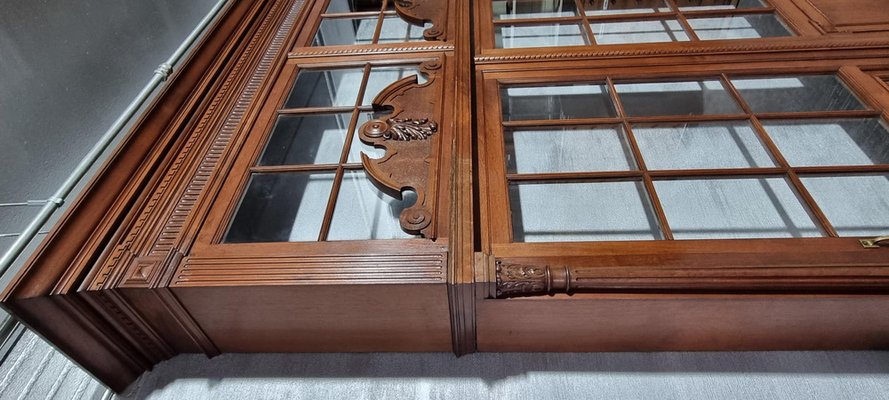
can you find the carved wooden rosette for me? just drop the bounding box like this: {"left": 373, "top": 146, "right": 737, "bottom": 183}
{"left": 392, "top": 0, "right": 448, "bottom": 41}
{"left": 359, "top": 60, "right": 442, "bottom": 238}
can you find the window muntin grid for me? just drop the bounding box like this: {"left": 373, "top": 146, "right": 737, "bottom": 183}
{"left": 491, "top": 0, "right": 793, "bottom": 48}
{"left": 225, "top": 63, "right": 427, "bottom": 242}
{"left": 310, "top": 0, "right": 432, "bottom": 47}
{"left": 499, "top": 74, "right": 889, "bottom": 242}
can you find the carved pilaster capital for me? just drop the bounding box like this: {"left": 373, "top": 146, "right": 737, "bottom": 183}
{"left": 495, "top": 261, "right": 573, "bottom": 298}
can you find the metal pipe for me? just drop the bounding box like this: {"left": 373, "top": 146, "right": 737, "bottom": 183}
{"left": 0, "top": 0, "right": 231, "bottom": 277}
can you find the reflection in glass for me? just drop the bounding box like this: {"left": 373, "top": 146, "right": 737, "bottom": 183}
{"left": 493, "top": 0, "right": 578, "bottom": 19}
{"left": 763, "top": 119, "right": 889, "bottom": 166}
{"left": 510, "top": 181, "right": 662, "bottom": 242}
{"left": 675, "top": 0, "right": 765, "bottom": 11}
{"left": 363, "top": 65, "right": 425, "bottom": 105}
{"left": 731, "top": 75, "right": 865, "bottom": 113}
{"left": 615, "top": 80, "right": 741, "bottom": 116}
{"left": 376, "top": 16, "right": 429, "bottom": 43}
{"left": 655, "top": 177, "right": 821, "bottom": 239}
{"left": 312, "top": 17, "right": 378, "bottom": 46}
{"left": 501, "top": 84, "right": 615, "bottom": 120}
{"left": 505, "top": 126, "right": 635, "bottom": 173}
{"left": 687, "top": 14, "right": 791, "bottom": 40}
{"left": 328, "top": 171, "right": 416, "bottom": 240}
{"left": 590, "top": 19, "right": 689, "bottom": 44}
{"left": 285, "top": 68, "right": 365, "bottom": 108}
{"left": 583, "top": 0, "right": 668, "bottom": 15}
{"left": 633, "top": 121, "right": 775, "bottom": 169}
{"left": 495, "top": 23, "right": 588, "bottom": 48}
{"left": 802, "top": 174, "right": 889, "bottom": 236}
{"left": 325, "top": 0, "right": 383, "bottom": 13}
{"left": 260, "top": 113, "right": 352, "bottom": 166}
{"left": 347, "top": 112, "right": 388, "bottom": 162}
{"left": 225, "top": 172, "right": 335, "bottom": 242}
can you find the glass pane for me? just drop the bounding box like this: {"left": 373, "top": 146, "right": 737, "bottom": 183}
{"left": 493, "top": 0, "right": 578, "bottom": 19}
{"left": 584, "top": 0, "right": 668, "bottom": 15}
{"left": 802, "top": 174, "right": 889, "bottom": 236}
{"left": 312, "top": 17, "right": 378, "bottom": 46}
{"left": 328, "top": 170, "right": 416, "bottom": 240}
{"left": 633, "top": 121, "right": 774, "bottom": 169}
{"left": 730, "top": 75, "right": 866, "bottom": 113}
{"left": 325, "top": 0, "right": 383, "bottom": 13}
{"left": 376, "top": 16, "right": 430, "bottom": 43}
{"left": 655, "top": 177, "right": 821, "bottom": 239}
{"left": 510, "top": 181, "right": 662, "bottom": 242}
{"left": 225, "top": 172, "right": 335, "bottom": 242}
{"left": 590, "top": 19, "right": 689, "bottom": 44}
{"left": 285, "top": 68, "right": 365, "bottom": 109}
{"left": 505, "top": 126, "right": 635, "bottom": 173}
{"left": 347, "top": 112, "right": 388, "bottom": 162}
{"left": 615, "top": 80, "right": 741, "bottom": 116}
{"left": 500, "top": 84, "right": 615, "bottom": 120}
{"left": 675, "top": 0, "right": 765, "bottom": 11}
{"left": 687, "top": 14, "right": 792, "bottom": 40}
{"left": 362, "top": 65, "right": 425, "bottom": 105}
{"left": 495, "top": 23, "right": 588, "bottom": 48}
{"left": 762, "top": 118, "right": 889, "bottom": 166}
{"left": 259, "top": 113, "right": 352, "bottom": 166}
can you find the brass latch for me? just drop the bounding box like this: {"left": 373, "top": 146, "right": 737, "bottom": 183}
{"left": 859, "top": 236, "right": 889, "bottom": 248}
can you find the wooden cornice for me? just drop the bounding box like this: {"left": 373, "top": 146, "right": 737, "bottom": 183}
{"left": 0, "top": 0, "right": 307, "bottom": 391}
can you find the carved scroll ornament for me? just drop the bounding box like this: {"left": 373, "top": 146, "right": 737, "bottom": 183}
{"left": 359, "top": 60, "right": 442, "bottom": 238}
{"left": 392, "top": 0, "right": 448, "bottom": 41}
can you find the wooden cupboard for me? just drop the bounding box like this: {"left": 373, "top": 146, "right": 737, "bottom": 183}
{"left": 4, "top": 0, "right": 889, "bottom": 392}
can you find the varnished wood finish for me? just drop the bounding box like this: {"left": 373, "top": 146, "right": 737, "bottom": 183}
{"left": 477, "top": 294, "right": 889, "bottom": 351}
{"left": 3, "top": 0, "right": 889, "bottom": 393}
{"left": 358, "top": 59, "right": 444, "bottom": 237}
{"left": 474, "top": 0, "right": 889, "bottom": 353}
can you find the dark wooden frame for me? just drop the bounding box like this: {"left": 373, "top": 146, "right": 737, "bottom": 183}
{"left": 2, "top": 0, "right": 889, "bottom": 393}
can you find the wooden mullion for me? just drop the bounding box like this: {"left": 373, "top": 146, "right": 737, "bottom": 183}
{"left": 371, "top": 0, "right": 387, "bottom": 44}
{"left": 507, "top": 168, "right": 791, "bottom": 182}
{"left": 748, "top": 112, "right": 835, "bottom": 234}
{"left": 786, "top": 172, "right": 839, "bottom": 237}
{"left": 573, "top": 0, "right": 598, "bottom": 45}
{"left": 318, "top": 64, "right": 372, "bottom": 241}
{"left": 507, "top": 170, "right": 643, "bottom": 182}
{"left": 679, "top": 8, "right": 777, "bottom": 18}
{"left": 663, "top": 0, "right": 700, "bottom": 41}
{"left": 723, "top": 75, "right": 840, "bottom": 237}
{"left": 321, "top": 11, "right": 385, "bottom": 18}
{"left": 626, "top": 114, "right": 750, "bottom": 123}
{"left": 648, "top": 167, "right": 786, "bottom": 178}
{"left": 794, "top": 165, "right": 889, "bottom": 175}
{"left": 337, "top": 108, "right": 363, "bottom": 165}
{"left": 491, "top": 16, "right": 584, "bottom": 25}
{"left": 250, "top": 164, "right": 341, "bottom": 173}
{"left": 278, "top": 106, "right": 356, "bottom": 115}
{"left": 318, "top": 166, "right": 345, "bottom": 241}
{"left": 584, "top": 11, "right": 680, "bottom": 23}
{"left": 755, "top": 110, "right": 883, "bottom": 119}
{"left": 502, "top": 117, "right": 623, "bottom": 127}
{"left": 607, "top": 77, "right": 674, "bottom": 240}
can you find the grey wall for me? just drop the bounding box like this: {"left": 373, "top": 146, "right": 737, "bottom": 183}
{"left": 0, "top": 0, "right": 218, "bottom": 255}
{"left": 0, "top": 2, "right": 219, "bottom": 398}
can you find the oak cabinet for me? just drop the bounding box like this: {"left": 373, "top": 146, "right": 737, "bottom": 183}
{"left": 4, "top": 0, "right": 889, "bottom": 392}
